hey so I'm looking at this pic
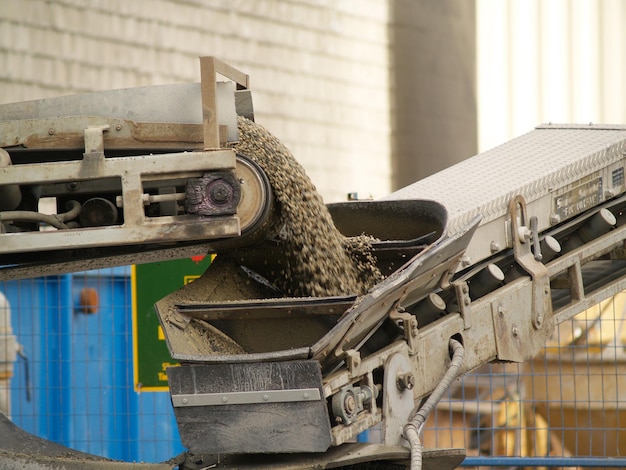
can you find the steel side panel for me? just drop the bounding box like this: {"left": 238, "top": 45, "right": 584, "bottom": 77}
{"left": 167, "top": 361, "right": 331, "bottom": 454}
{"left": 0, "top": 82, "right": 220, "bottom": 125}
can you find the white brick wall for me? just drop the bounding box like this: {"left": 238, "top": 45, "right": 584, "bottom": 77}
{"left": 0, "top": 0, "right": 397, "bottom": 202}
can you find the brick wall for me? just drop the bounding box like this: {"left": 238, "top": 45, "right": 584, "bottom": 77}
{"left": 0, "top": 0, "right": 476, "bottom": 201}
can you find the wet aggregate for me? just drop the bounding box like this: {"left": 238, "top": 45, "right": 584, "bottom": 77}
{"left": 232, "top": 116, "right": 382, "bottom": 297}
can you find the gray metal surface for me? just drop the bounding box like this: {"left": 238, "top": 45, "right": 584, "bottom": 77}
{"left": 321, "top": 193, "right": 626, "bottom": 448}
{"left": 0, "top": 149, "right": 240, "bottom": 266}
{"left": 383, "top": 124, "right": 626, "bottom": 267}
{"left": 168, "top": 361, "right": 332, "bottom": 455}
{"left": 0, "top": 83, "right": 201, "bottom": 124}
{"left": 311, "top": 215, "right": 480, "bottom": 367}
{"left": 0, "top": 82, "right": 243, "bottom": 147}
{"left": 171, "top": 388, "right": 321, "bottom": 407}
{"left": 187, "top": 444, "right": 464, "bottom": 470}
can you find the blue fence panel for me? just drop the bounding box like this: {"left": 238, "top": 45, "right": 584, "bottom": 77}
{"left": 4, "top": 268, "right": 184, "bottom": 463}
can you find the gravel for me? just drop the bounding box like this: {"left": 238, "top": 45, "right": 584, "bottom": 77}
{"left": 231, "top": 116, "right": 382, "bottom": 297}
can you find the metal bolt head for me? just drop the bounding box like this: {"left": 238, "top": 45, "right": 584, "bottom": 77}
{"left": 550, "top": 214, "right": 561, "bottom": 225}
{"left": 512, "top": 326, "right": 519, "bottom": 337}
{"left": 344, "top": 394, "right": 356, "bottom": 413}
{"left": 208, "top": 179, "right": 233, "bottom": 205}
{"left": 397, "top": 372, "right": 415, "bottom": 391}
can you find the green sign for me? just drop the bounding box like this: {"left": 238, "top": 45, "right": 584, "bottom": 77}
{"left": 132, "top": 255, "right": 213, "bottom": 391}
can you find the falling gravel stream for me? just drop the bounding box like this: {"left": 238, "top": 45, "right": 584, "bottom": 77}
{"left": 156, "top": 117, "right": 383, "bottom": 358}
{"left": 232, "top": 116, "right": 382, "bottom": 297}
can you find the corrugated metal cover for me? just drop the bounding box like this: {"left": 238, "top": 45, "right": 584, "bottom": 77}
{"left": 383, "top": 125, "right": 626, "bottom": 236}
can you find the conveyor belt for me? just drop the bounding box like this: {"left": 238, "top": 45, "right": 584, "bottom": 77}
{"left": 382, "top": 124, "right": 626, "bottom": 269}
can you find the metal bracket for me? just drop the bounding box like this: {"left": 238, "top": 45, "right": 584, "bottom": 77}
{"left": 509, "top": 195, "right": 552, "bottom": 330}
{"left": 452, "top": 280, "right": 472, "bottom": 329}
{"left": 382, "top": 353, "right": 415, "bottom": 446}
{"left": 530, "top": 215, "right": 543, "bottom": 261}
{"left": 83, "top": 125, "right": 109, "bottom": 159}
{"left": 345, "top": 349, "right": 362, "bottom": 377}
{"left": 172, "top": 388, "right": 321, "bottom": 407}
{"left": 200, "top": 56, "right": 249, "bottom": 149}
{"left": 390, "top": 309, "right": 419, "bottom": 354}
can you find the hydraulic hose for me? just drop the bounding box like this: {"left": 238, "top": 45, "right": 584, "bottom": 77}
{"left": 0, "top": 200, "right": 81, "bottom": 230}
{"left": 403, "top": 337, "right": 465, "bottom": 470}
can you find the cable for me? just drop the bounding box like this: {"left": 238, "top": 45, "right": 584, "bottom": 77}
{"left": 0, "top": 200, "right": 81, "bottom": 230}
{"left": 403, "top": 337, "right": 465, "bottom": 470}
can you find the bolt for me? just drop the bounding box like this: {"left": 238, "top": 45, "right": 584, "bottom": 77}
{"left": 303, "top": 393, "right": 309, "bottom": 399}
{"left": 115, "top": 124, "right": 122, "bottom": 131}
{"left": 67, "top": 182, "right": 80, "bottom": 192}
{"left": 208, "top": 180, "right": 233, "bottom": 205}
{"left": 397, "top": 372, "right": 415, "bottom": 391}
{"left": 344, "top": 394, "right": 356, "bottom": 414}
{"left": 222, "top": 396, "right": 228, "bottom": 403}
{"left": 48, "top": 128, "right": 55, "bottom": 135}
{"left": 263, "top": 394, "right": 269, "bottom": 401}
{"left": 512, "top": 326, "right": 519, "bottom": 337}
{"left": 212, "top": 185, "right": 230, "bottom": 202}
{"left": 182, "top": 398, "right": 188, "bottom": 404}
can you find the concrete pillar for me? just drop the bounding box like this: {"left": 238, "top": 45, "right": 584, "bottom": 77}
{"left": 389, "top": 0, "right": 477, "bottom": 190}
